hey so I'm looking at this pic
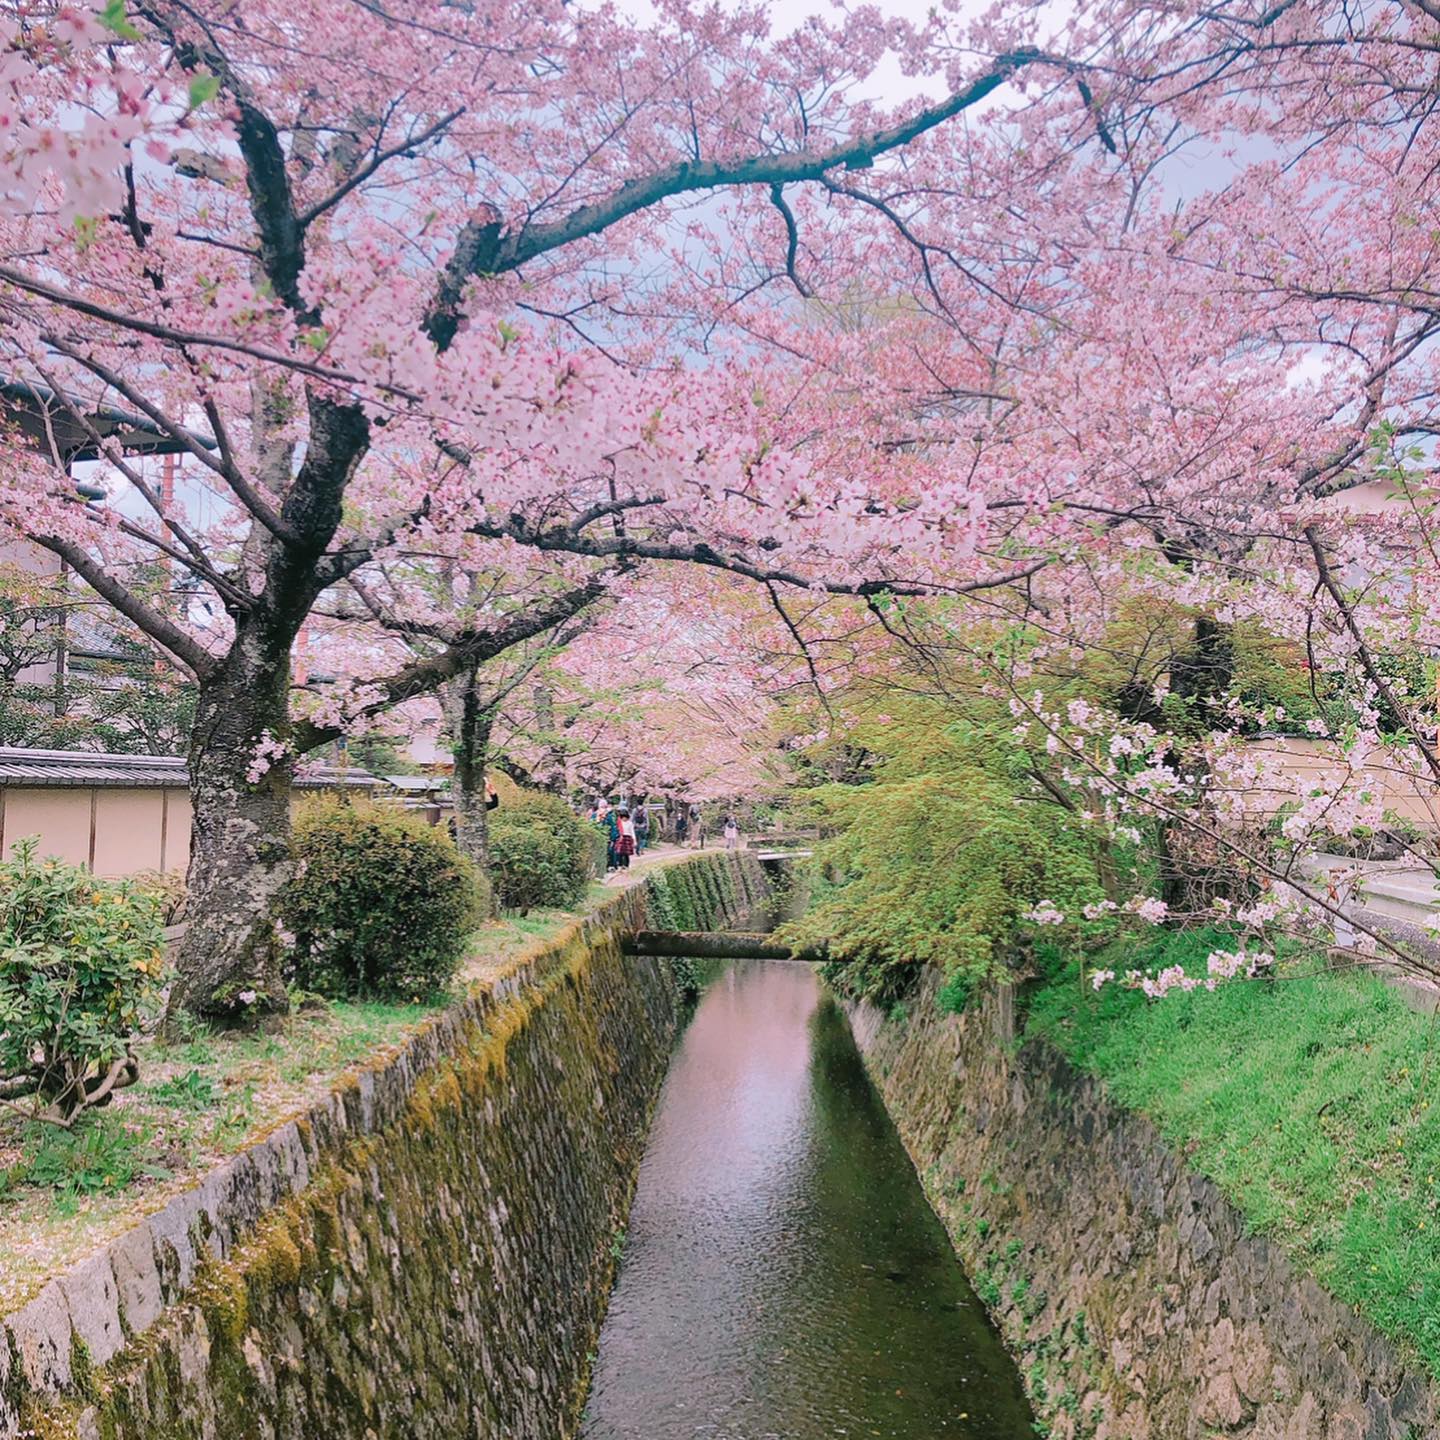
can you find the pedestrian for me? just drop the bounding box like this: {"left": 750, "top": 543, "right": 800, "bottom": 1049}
{"left": 723, "top": 811, "right": 740, "bottom": 850}
{"left": 615, "top": 808, "right": 637, "bottom": 870}
{"left": 688, "top": 800, "right": 704, "bottom": 850}
{"left": 634, "top": 803, "right": 650, "bottom": 854}
{"left": 675, "top": 803, "right": 689, "bottom": 848}
{"left": 598, "top": 800, "right": 618, "bottom": 870}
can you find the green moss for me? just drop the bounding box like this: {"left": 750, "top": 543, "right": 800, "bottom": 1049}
{"left": 192, "top": 1261, "right": 248, "bottom": 1346}
{"left": 67, "top": 1335, "right": 98, "bottom": 1405}
{"left": 16, "top": 1402, "right": 83, "bottom": 1440}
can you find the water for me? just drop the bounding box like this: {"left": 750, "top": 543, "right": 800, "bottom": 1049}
{"left": 580, "top": 961, "right": 1036, "bottom": 1439}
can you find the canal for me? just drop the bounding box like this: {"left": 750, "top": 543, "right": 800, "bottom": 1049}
{"left": 579, "top": 960, "right": 1036, "bottom": 1438}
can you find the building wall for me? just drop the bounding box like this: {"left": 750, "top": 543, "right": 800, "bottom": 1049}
{"left": 0, "top": 788, "right": 95, "bottom": 869}
{"left": 1, "top": 785, "right": 308, "bottom": 877}
{"left": 1238, "top": 736, "right": 1439, "bottom": 831}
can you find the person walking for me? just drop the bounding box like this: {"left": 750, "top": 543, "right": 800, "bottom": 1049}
{"left": 675, "top": 802, "right": 689, "bottom": 849}
{"left": 615, "top": 808, "right": 638, "bottom": 870}
{"left": 723, "top": 811, "right": 740, "bottom": 850}
{"left": 597, "top": 800, "right": 618, "bottom": 870}
{"left": 634, "top": 803, "right": 650, "bottom": 854}
{"left": 688, "top": 800, "right": 704, "bottom": 850}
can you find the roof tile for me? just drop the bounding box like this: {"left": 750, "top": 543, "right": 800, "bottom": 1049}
{"left": 0, "top": 748, "right": 382, "bottom": 790}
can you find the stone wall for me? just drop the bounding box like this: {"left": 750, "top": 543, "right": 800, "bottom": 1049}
{"left": 2, "top": 852, "right": 769, "bottom": 1440}
{"left": 847, "top": 974, "right": 1440, "bottom": 1440}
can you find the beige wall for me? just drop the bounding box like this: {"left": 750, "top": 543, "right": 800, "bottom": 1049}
{"left": 1238, "top": 737, "right": 1440, "bottom": 830}
{"left": 1, "top": 788, "right": 94, "bottom": 868}
{"left": 2, "top": 785, "right": 188, "bottom": 876}
{"left": 0, "top": 784, "right": 355, "bottom": 876}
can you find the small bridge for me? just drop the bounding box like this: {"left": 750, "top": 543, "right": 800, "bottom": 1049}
{"left": 621, "top": 931, "right": 822, "bottom": 963}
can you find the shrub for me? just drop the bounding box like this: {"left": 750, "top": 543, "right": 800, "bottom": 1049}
{"left": 0, "top": 838, "right": 165, "bottom": 1123}
{"left": 131, "top": 869, "right": 188, "bottom": 924}
{"left": 280, "top": 798, "right": 482, "bottom": 1000}
{"left": 784, "top": 703, "right": 1103, "bottom": 1007}
{"left": 487, "top": 794, "right": 596, "bottom": 912}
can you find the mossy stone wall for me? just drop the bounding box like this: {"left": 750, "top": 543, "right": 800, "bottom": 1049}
{"left": 3, "top": 852, "right": 768, "bottom": 1440}
{"left": 846, "top": 973, "right": 1440, "bottom": 1440}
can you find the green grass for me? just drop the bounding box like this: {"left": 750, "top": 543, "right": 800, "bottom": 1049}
{"left": 1027, "top": 929, "right": 1440, "bottom": 1375}
{"left": 0, "top": 856, "right": 693, "bottom": 1309}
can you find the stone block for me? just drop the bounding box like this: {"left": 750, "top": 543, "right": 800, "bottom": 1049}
{"left": 110, "top": 1219, "right": 165, "bottom": 1337}
{"left": 8, "top": 1279, "right": 73, "bottom": 1392}
{"left": 58, "top": 1252, "right": 124, "bottom": 1368}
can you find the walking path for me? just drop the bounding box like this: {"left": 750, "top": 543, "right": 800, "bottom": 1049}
{"left": 601, "top": 841, "right": 717, "bottom": 887}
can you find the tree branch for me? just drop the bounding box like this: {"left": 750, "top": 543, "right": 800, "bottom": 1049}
{"left": 28, "top": 530, "right": 217, "bottom": 677}
{"left": 292, "top": 574, "right": 614, "bottom": 751}
{"left": 426, "top": 49, "right": 1043, "bottom": 341}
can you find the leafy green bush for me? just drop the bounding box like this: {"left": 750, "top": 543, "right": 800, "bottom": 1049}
{"left": 131, "top": 869, "right": 188, "bottom": 924}
{"left": 0, "top": 838, "right": 165, "bottom": 1123}
{"left": 487, "top": 794, "right": 596, "bottom": 912}
{"left": 280, "top": 798, "right": 482, "bottom": 1000}
{"left": 783, "top": 705, "right": 1102, "bottom": 1007}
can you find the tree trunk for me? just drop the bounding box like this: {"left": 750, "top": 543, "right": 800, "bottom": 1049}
{"left": 167, "top": 623, "right": 295, "bottom": 1024}
{"left": 446, "top": 662, "right": 495, "bottom": 916}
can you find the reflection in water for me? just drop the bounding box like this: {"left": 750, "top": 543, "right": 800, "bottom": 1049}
{"left": 580, "top": 962, "right": 1035, "bottom": 1439}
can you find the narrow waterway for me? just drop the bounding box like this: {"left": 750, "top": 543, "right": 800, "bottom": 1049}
{"left": 580, "top": 961, "right": 1036, "bottom": 1439}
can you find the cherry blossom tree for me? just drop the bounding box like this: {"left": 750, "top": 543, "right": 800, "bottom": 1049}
{"left": 0, "top": 0, "right": 1108, "bottom": 1018}
{"left": 8, "top": 0, "right": 1440, "bottom": 1025}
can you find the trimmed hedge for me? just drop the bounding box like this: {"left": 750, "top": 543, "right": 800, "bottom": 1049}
{"left": 488, "top": 794, "right": 597, "bottom": 912}
{"left": 281, "top": 797, "right": 482, "bottom": 1000}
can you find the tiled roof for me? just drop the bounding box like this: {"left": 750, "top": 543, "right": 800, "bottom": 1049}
{"left": 384, "top": 775, "right": 451, "bottom": 792}
{"left": 0, "top": 748, "right": 383, "bottom": 790}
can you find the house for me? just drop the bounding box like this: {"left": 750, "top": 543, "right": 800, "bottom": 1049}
{"left": 0, "top": 748, "right": 385, "bottom": 877}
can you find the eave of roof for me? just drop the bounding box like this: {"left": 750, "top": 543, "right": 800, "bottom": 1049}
{"left": 0, "top": 747, "right": 383, "bottom": 790}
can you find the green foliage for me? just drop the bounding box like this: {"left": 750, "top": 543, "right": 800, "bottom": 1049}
{"left": 0, "top": 838, "right": 165, "bottom": 1120}
{"left": 487, "top": 793, "right": 596, "bottom": 912}
{"left": 145, "top": 1067, "right": 220, "bottom": 1109}
{"left": 3, "top": 1115, "right": 168, "bottom": 1209}
{"left": 1, "top": 673, "right": 197, "bottom": 753}
{"left": 131, "top": 868, "right": 187, "bottom": 924}
{"left": 281, "top": 797, "right": 481, "bottom": 1000}
{"left": 785, "top": 703, "right": 1102, "bottom": 1006}
{"left": 1028, "top": 934, "right": 1440, "bottom": 1380}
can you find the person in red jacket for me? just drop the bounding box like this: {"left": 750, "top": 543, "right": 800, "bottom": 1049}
{"left": 615, "top": 808, "right": 638, "bottom": 869}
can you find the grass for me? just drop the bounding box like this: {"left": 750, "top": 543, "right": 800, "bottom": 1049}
{"left": 1026, "top": 927, "right": 1440, "bottom": 1376}
{"left": 0, "top": 899, "right": 597, "bottom": 1312}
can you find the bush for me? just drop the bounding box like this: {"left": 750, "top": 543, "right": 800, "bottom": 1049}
{"left": 487, "top": 794, "right": 596, "bottom": 912}
{"left": 131, "top": 869, "right": 188, "bottom": 924}
{"left": 0, "top": 838, "right": 165, "bottom": 1123}
{"left": 280, "top": 798, "right": 482, "bottom": 1000}
{"left": 784, "top": 703, "right": 1103, "bottom": 1007}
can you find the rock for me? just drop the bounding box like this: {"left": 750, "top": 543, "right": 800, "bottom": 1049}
{"left": 58, "top": 1253, "right": 125, "bottom": 1368}
{"left": 8, "top": 1280, "right": 73, "bottom": 1391}
{"left": 110, "top": 1220, "right": 166, "bottom": 1338}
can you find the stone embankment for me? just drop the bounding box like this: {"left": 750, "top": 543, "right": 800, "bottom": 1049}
{"left": 2, "top": 851, "right": 767, "bottom": 1440}
{"left": 847, "top": 976, "right": 1440, "bottom": 1440}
